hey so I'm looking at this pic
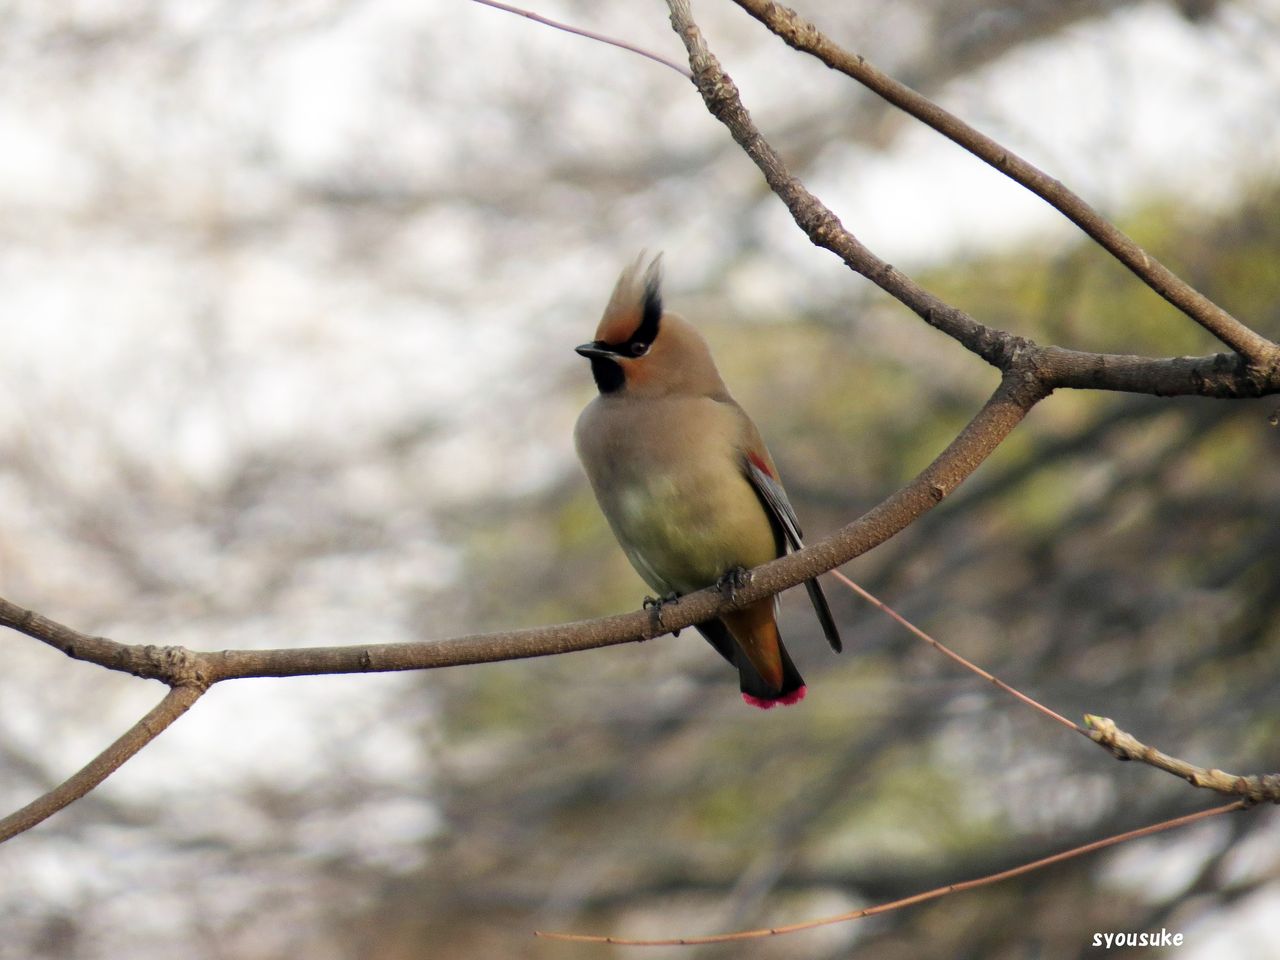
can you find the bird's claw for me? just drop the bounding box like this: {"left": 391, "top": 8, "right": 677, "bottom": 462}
{"left": 716, "top": 567, "right": 752, "bottom": 603}
{"left": 643, "top": 593, "right": 682, "bottom": 636}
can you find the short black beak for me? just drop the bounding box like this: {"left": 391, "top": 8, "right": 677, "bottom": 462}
{"left": 575, "top": 341, "right": 615, "bottom": 360}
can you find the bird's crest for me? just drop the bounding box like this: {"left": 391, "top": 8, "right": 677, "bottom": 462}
{"left": 596, "top": 253, "right": 663, "bottom": 348}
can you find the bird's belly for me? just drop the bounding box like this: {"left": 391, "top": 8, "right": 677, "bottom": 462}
{"left": 608, "top": 472, "right": 777, "bottom": 596}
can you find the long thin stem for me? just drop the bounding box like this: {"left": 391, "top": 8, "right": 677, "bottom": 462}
{"left": 471, "top": 0, "right": 693, "bottom": 79}
{"left": 827, "top": 572, "right": 1280, "bottom": 800}
{"left": 535, "top": 801, "right": 1245, "bottom": 945}
{"left": 828, "top": 570, "right": 1079, "bottom": 732}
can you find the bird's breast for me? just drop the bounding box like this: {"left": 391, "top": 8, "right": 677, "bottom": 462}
{"left": 575, "top": 396, "right": 779, "bottom": 595}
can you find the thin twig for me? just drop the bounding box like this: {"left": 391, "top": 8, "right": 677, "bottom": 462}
{"left": 829, "top": 570, "right": 1079, "bottom": 732}
{"left": 471, "top": 0, "right": 693, "bottom": 79}
{"left": 535, "top": 800, "right": 1245, "bottom": 944}
{"left": 0, "top": 685, "right": 204, "bottom": 843}
{"left": 828, "top": 572, "right": 1280, "bottom": 801}
{"left": 730, "top": 0, "right": 1278, "bottom": 366}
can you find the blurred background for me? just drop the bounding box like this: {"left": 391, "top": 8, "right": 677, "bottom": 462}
{"left": 2, "top": 1, "right": 1279, "bottom": 957}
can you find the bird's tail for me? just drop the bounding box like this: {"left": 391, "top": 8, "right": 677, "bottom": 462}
{"left": 694, "top": 617, "right": 806, "bottom": 709}
{"left": 738, "top": 638, "right": 806, "bottom": 709}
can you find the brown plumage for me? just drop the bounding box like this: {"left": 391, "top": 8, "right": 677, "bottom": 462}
{"left": 573, "top": 255, "right": 842, "bottom": 707}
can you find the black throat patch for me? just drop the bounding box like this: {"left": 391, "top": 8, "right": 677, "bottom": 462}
{"left": 590, "top": 355, "right": 625, "bottom": 394}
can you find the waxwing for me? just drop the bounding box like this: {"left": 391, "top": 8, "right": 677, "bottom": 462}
{"left": 574, "top": 255, "right": 842, "bottom": 707}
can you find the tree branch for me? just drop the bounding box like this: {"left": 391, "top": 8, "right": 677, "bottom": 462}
{"left": 664, "top": 0, "right": 1280, "bottom": 399}
{"left": 0, "top": 684, "right": 204, "bottom": 843}
{"left": 1035, "top": 346, "right": 1280, "bottom": 397}
{"left": 666, "top": 0, "right": 1007, "bottom": 361}
{"left": 731, "top": 0, "right": 1280, "bottom": 367}
{"left": 1085, "top": 715, "right": 1280, "bottom": 803}
{"left": 0, "top": 600, "right": 211, "bottom": 685}
{"left": 0, "top": 374, "right": 1035, "bottom": 840}
{"left": 0, "top": 376, "right": 1038, "bottom": 690}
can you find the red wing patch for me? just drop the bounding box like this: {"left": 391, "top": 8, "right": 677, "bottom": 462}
{"left": 746, "top": 450, "right": 774, "bottom": 479}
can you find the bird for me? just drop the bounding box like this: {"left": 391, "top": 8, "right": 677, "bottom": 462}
{"left": 573, "top": 254, "right": 842, "bottom": 708}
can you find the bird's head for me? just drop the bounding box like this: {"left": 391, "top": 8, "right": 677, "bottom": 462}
{"left": 576, "top": 254, "right": 727, "bottom": 399}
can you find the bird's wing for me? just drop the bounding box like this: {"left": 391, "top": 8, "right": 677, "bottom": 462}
{"left": 743, "top": 453, "right": 843, "bottom": 653}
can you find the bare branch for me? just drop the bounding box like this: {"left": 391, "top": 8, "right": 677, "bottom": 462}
{"left": 731, "top": 0, "right": 1280, "bottom": 366}
{"left": 535, "top": 801, "right": 1247, "bottom": 945}
{"left": 1035, "top": 346, "right": 1280, "bottom": 398}
{"left": 666, "top": 0, "right": 1007, "bottom": 362}
{"left": 0, "top": 685, "right": 204, "bottom": 843}
{"left": 1085, "top": 715, "right": 1280, "bottom": 803}
{"left": 0, "top": 599, "right": 211, "bottom": 686}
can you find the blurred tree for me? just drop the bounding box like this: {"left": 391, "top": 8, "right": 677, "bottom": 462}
{"left": 1, "top": 2, "right": 1278, "bottom": 959}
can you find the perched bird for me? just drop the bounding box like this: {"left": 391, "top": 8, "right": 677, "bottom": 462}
{"left": 573, "top": 255, "right": 842, "bottom": 708}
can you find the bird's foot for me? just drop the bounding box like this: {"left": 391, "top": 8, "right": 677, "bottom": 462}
{"left": 643, "top": 592, "right": 682, "bottom": 636}
{"left": 716, "top": 567, "right": 752, "bottom": 604}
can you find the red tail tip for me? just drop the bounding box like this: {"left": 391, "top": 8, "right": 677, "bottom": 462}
{"left": 742, "top": 686, "right": 807, "bottom": 709}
